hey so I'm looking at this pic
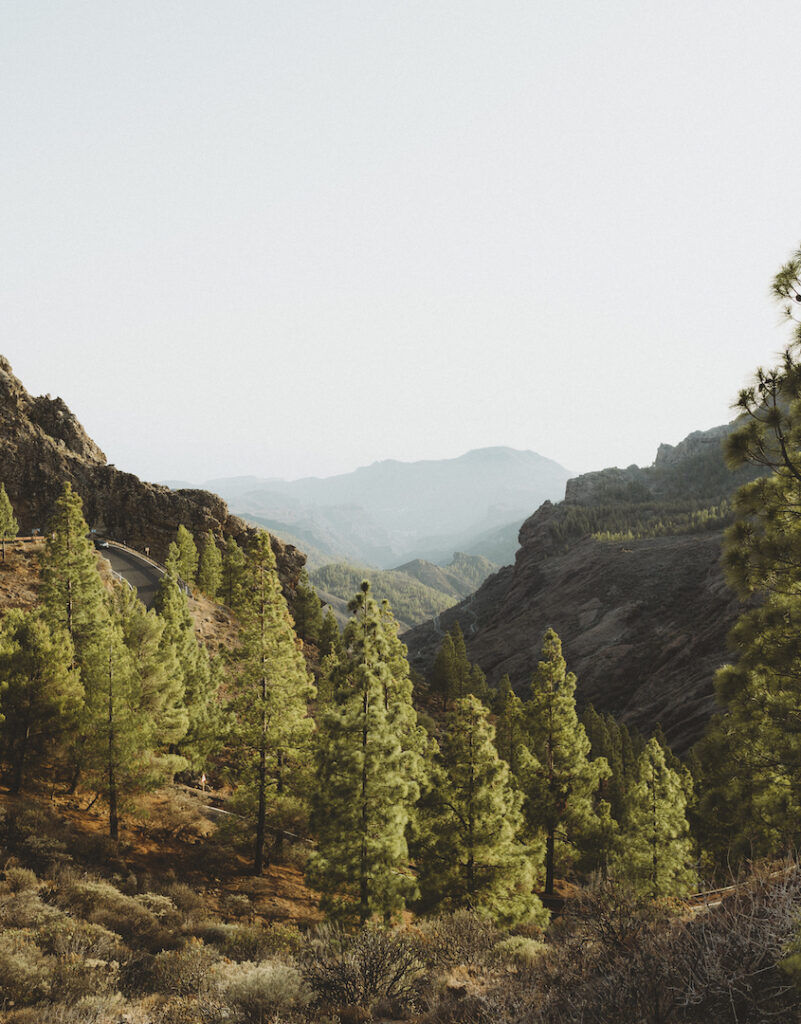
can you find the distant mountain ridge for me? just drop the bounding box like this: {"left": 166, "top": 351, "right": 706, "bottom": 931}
{"left": 188, "top": 447, "right": 573, "bottom": 569}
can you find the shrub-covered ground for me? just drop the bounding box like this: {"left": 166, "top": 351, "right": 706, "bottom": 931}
{"left": 1, "top": 792, "right": 801, "bottom": 1023}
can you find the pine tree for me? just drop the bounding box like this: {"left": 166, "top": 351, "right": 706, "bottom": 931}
{"left": 154, "top": 567, "right": 226, "bottom": 769}
{"left": 293, "top": 569, "right": 324, "bottom": 645}
{"left": 693, "top": 247, "right": 801, "bottom": 868}
{"left": 517, "top": 629, "right": 610, "bottom": 895}
{"left": 0, "top": 610, "right": 82, "bottom": 793}
{"left": 430, "top": 633, "right": 457, "bottom": 711}
{"left": 493, "top": 674, "right": 526, "bottom": 776}
{"left": 81, "top": 586, "right": 188, "bottom": 838}
{"left": 196, "top": 533, "right": 223, "bottom": 600}
{"left": 173, "top": 525, "right": 198, "bottom": 588}
{"left": 378, "top": 598, "right": 427, "bottom": 788}
{"left": 415, "top": 696, "right": 547, "bottom": 927}
{"left": 306, "top": 582, "right": 416, "bottom": 924}
{"left": 615, "top": 738, "right": 695, "bottom": 896}
{"left": 221, "top": 536, "right": 246, "bottom": 609}
{"left": 39, "top": 482, "right": 110, "bottom": 660}
{"left": 0, "top": 483, "right": 19, "bottom": 561}
{"left": 228, "top": 532, "right": 315, "bottom": 874}
{"left": 318, "top": 606, "right": 342, "bottom": 658}
{"left": 39, "top": 483, "right": 112, "bottom": 789}
{"left": 450, "top": 623, "right": 472, "bottom": 699}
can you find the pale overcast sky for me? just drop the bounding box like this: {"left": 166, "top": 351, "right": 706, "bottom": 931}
{"left": 3, "top": 2, "right": 801, "bottom": 483}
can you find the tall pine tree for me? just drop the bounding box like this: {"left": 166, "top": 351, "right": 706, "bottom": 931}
{"left": 196, "top": 533, "right": 223, "bottom": 600}
{"left": 415, "top": 695, "right": 547, "bottom": 927}
{"left": 615, "top": 738, "right": 695, "bottom": 896}
{"left": 306, "top": 582, "right": 416, "bottom": 924}
{"left": 228, "top": 532, "right": 315, "bottom": 873}
{"left": 517, "top": 629, "right": 610, "bottom": 895}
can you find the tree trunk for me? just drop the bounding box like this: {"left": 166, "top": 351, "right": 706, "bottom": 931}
{"left": 545, "top": 829, "right": 555, "bottom": 896}
{"left": 254, "top": 741, "right": 267, "bottom": 874}
{"left": 254, "top": 655, "right": 268, "bottom": 874}
{"left": 108, "top": 642, "right": 118, "bottom": 840}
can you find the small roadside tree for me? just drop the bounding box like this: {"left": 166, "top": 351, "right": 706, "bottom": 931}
{"left": 196, "top": 533, "right": 222, "bottom": 600}
{"left": 0, "top": 483, "right": 18, "bottom": 561}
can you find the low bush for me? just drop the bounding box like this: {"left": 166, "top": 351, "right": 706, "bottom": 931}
{"left": 150, "top": 940, "right": 219, "bottom": 996}
{"left": 221, "top": 960, "right": 312, "bottom": 1023}
{"left": 413, "top": 910, "right": 502, "bottom": 968}
{"left": 2, "top": 865, "right": 40, "bottom": 892}
{"left": 0, "top": 928, "right": 53, "bottom": 1006}
{"left": 302, "top": 923, "right": 422, "bottom": 1010}
{"left": 54, "top": 878, "right": 176, "bottom": 951}
{"left": 192, "top": 919, "right": 300, "bottom": 961}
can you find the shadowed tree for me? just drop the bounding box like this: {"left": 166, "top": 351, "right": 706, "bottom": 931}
{"left": 229, "top": 532, "right": 315, "bottom": 873}
{"left": 615, "top": 738, "right": 695, "bottom": 896}
{"left": 0, "top": 610, "right": 82, "bottom": 793}
{"left": 0, "top": 483, "right": 18, "bottom": 562}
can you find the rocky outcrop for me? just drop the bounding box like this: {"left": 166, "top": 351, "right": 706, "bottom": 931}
{"left": 0, "top": 357, "right": 305, "bottom": 591}
{"left": 405, "top": 504, "right": 740, "bottom": 752}
{"left": 405, "top": 426, "right": 762, "bottom": 754}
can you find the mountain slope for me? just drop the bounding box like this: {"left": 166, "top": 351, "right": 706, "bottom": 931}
{"left": 310, "top": 562, "right": 456, "bottom": 632}
{"left": 404, "top": 422, "right": 763, "bottom": 752}
{"left": 391, "top": 552, "right": 499, "bottom": 600}
{"left": 0, "top": 356, "right": 305, "bottom": 592}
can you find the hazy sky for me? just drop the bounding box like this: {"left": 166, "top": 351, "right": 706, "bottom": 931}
{"left": 3, "top": 2, "right": 801, "bottom": 483}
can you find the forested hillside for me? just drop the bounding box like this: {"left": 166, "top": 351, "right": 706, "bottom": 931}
{"left": 310, "top": 551, "right": 499, "bottom": 631}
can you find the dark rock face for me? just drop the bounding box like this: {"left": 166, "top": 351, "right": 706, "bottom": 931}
{"left": 0, "top": 357, "right": 304, "bottom": 590}
{"left": 405, "top": 501, "right": 745, "bottom": 755}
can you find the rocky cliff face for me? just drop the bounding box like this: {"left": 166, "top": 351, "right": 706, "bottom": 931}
{"left": 0, "top": 357, "right": 304, "bottom": 591}
{"left": 405, "top": 426, "right": 759, "bottom": 754}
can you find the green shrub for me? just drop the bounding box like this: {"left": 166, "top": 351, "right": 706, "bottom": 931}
{"left": 50, "top": 951, "right": 119, "bottom": 1004}
{"left": 0, "top": 889, "right": 59, "bottom": 929}
{"left": 54, "top": 878, "right": 175, "bottom": 951}
{"left": 222, "top": 960, "right": 312, "bottom": 1023}
{"left": 36, "top": 916, "right": 123, "bottom": 961}
{"left": 151, "top": 940, "right": 219, "bottom": 996}
{"left": 192, "top": 919, "right": 296, "bottom": 962}
{"left": 2, "top": 866, "right": 40, "bottom": 892}
{"left": 165, "top": 881, "right": 206, "bottom": 919}
{"left": 0, "top": 928, "right": 52, "bottom": 1005}
{"left": 492, "top": 934, "right": 546, "bottom": 968}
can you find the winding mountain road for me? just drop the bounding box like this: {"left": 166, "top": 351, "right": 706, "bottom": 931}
{"left": 100, "top": 543, "right": 166, "bottom": 609}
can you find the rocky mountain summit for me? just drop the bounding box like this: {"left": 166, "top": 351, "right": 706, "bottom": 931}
{"left": 404, "top": 423, "right": 763, "bottom": 753}
{"left": 0, "top": 357, "right": 304, "bottom": 589}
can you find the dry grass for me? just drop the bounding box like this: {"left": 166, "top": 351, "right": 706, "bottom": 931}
{"left": 0, "top": 538, "right": 44, "bottom": 610}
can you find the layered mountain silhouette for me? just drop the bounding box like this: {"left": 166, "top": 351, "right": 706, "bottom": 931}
{"left": 174, "top": 448, "right": 573, "bottom": 569}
